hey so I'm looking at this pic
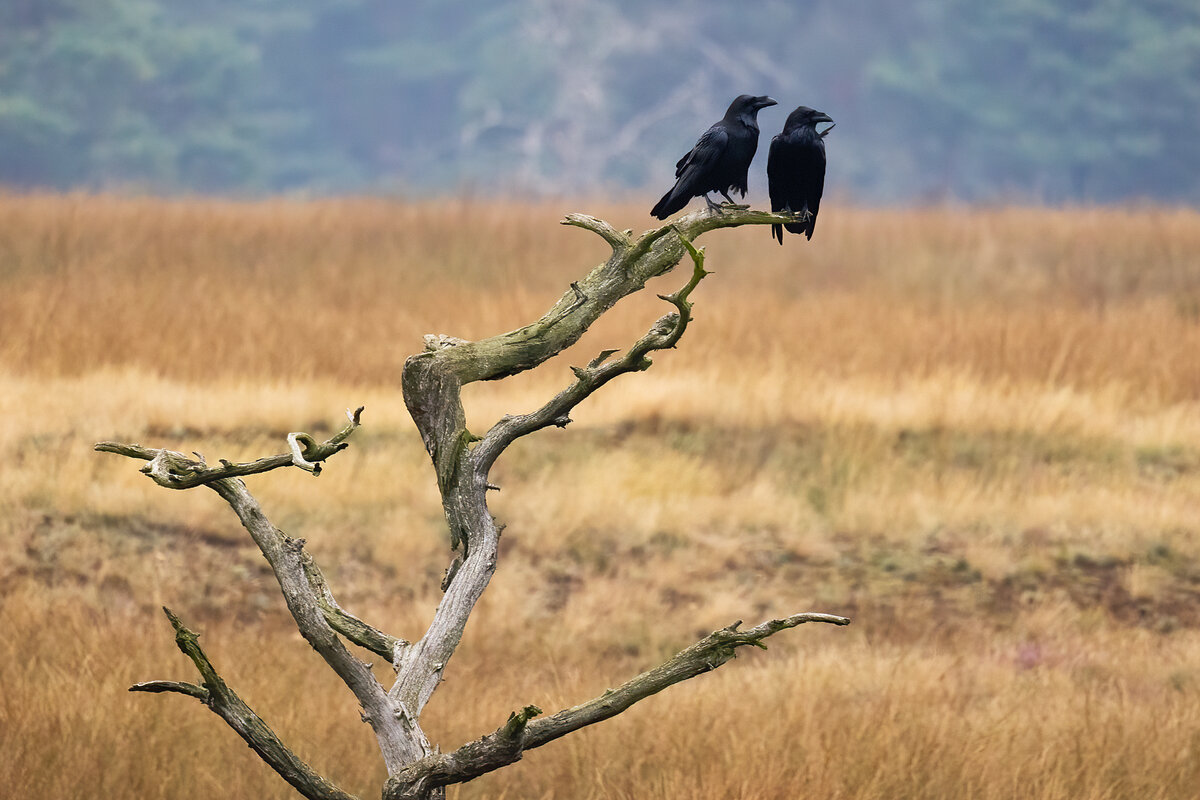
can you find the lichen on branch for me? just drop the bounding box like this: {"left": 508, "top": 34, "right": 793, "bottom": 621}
{"left": 101, "top": 206, "right": 845, "bottom": 800}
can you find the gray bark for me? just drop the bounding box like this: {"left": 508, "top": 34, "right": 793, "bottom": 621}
{"left": 99, "top": 207, "right": 849, "bottom": 800}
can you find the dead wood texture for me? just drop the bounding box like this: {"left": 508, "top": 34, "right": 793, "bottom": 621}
{"left": 98, "top": 206, "right": 850, "bottom": 800}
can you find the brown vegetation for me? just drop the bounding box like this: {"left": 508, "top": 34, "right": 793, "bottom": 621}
{"left": 2, "top": 194, "right": 1199, "bottom": 798}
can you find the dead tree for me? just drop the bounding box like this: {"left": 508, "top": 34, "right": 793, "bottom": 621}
{"left": 97, "top": 207, "right": 850, "bottom": 800}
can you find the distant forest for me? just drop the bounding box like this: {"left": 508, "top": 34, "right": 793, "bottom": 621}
{"left": 3, "top": 0, "right": 1199, "bottom": 203}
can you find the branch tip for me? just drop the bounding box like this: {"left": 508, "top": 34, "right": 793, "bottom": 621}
{"left": 560, "top": 213, "right": 632, "bottom": 253}
{"left": 130, "top": 680, "right": 210, "bottom": 700}
{"left": 587, "top": 348, "right": 620, "bottom": 368}
{"left": 99, "top": 407, "right": 365, "bottom": 488}
{"left": 162, "top": 605, "right": 185, "bottom": 632}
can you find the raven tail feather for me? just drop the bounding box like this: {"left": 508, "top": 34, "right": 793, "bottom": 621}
{"left": 651, "top": 186, "right": 688, "bottom": 220}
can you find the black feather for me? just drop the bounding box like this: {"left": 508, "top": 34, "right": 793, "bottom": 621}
{"left": 651, "top": 95, "right": 777, "bottom": 220}
{"left": 766, "top": 106, "right": 831, "bottom": 243}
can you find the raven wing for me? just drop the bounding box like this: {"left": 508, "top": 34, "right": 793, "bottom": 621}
{"left": 796, "top": 138, "right": 826, "bottom": 239}
{"left": 767, "top": 131, "right": 826, "bottom": 242}
{"left": 652, "top": 125, "right": 730, "bottom": 219}
{"left": 767, "top": 134, "right": 794, "bottom": 244}
{"left": 675, "top": 125, "right": 728, "bottom": 179}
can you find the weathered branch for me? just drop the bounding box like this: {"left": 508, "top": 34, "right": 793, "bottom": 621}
{"left": 100, "top": 410, "right": 429, "bottom": 773}
{"left": 425, "top": 207, "right": 806, "bottom": 387}
{"left": 560, "top": 213, "right": 631, "bottom": 254}
{"left": 95, "top": 407, "right": 364, "bottom": 489}
{"left": 384, "top": 613, "right": 850, "bottom": 798}
{"left": 393, "top": 206, "right": 822, "bottom": 737}
{"left": 130, "top": 608, "right": 361, "bottom": 800}
{"left": 301, "top": 550, "right": 407, "bottom": 663}
{"left": 384, "top": 705, "right": 543, "bottom": 800}
{"left": 205, "top": 477, "right": 426, "bottom": 770}
{"left": 524, "top": 613, "right": 850, "bottom": 748}
{"left": 475, "top": 226, "right": 710, "bottom": 468}
{"left": 97, "top": 407, "right": 401, "bottom": 660}
{"left": 107, "top": 208, "right": 847, "bottom": 800}
{"left": 129, "top": 679, "right": 209, "bottom": 700}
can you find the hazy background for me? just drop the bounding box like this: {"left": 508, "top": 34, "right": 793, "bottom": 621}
{"left": 3, "top": 0, "right": 1199, "bottom": 203}
{"left": 6, "top": 3, "right": 1200, "bottom": 797}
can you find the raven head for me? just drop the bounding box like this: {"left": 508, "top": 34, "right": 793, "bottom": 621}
{"left": 783, "top": 106, "right": 835, "bottom": 135}
{"left": 726, "top": 94, "right": 778, "bottom": 121}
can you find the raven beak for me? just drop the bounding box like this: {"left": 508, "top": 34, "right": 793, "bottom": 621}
{"left": 813, "top": 111, "right": 835, "bottom": 136}
{"left": 758, "top": 97, "right": 779, "bottom": 109}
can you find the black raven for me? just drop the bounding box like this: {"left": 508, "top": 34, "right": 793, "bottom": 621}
{"left": 767, "top": 106, "right": 834, "bottom": 243}
{"left": 651, "top": 94, "right": 778, "bottom": 219}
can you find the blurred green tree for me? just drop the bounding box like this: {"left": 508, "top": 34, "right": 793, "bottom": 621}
{"left": 1, "top": 0, "right": 1198, "bottom": 201}
{"left": 865, "top": 0, "right": 1200, "bottom": 201}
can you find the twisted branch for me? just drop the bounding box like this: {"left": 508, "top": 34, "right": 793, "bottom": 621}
{"left": 425, "top": 207, "right": 807, "bottom": 388}
{"left": 560, "top": 213, "right": 631, "bottom": 255}
{"left": 475, "top": 226, "right": 710, "bottom": 468}
{"left": 95, "top": 407, "right": 364, "bottom": 489}
{"left": 392, "top": 206, "right": 836, "bottom": 767}
{"left": 96, "top": 407, "right": 399, "bottom": 661}
{"left": 384, "top": 613, "right": 850, "bottom": 798}
{"left": 105, "top": 207, "right": 845, "bottom": 800}
{"left": 131, "top": 608, "right": 361, "bottom": 800}
{"left": 99, "top": 408, "right": 428, "bottom": 785}
{"left": 301, "top": 551, "right": 406, "bottom": 663}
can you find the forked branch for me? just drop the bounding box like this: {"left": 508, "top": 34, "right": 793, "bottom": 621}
{"left": 100, "top": 409, "right": 428, "bottom": 776}
{"left": 104, "top": 206, "right": 845, "bottom": 800}
{"left": 96, "top": 408, "right": 400, "bottom": 662}
{"left": 131, "top": 608, "right": 361, "bottom": 800}
{"left": 384, "top": 613, "right": 850, "bottom": 798}
{"left": 96, "top": 407, "right": 365, "bottom": 489}
{"left": 475, "top": 226, "right": 711, "bottom": 467}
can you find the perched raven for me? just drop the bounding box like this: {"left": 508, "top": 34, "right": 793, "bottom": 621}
{"left": 767, "top": 106, "right": 834, "bottom": 243}
{"left": 651, "top": 94, "right": 778, "bottom": 219}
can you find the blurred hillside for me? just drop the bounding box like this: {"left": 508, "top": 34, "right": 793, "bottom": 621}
{"left": 2, "top": 0, "right": 1199, "bottom": 202}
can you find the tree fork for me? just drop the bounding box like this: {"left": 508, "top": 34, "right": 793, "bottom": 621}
{"left": 100, "top": 206, "right": 846, "bottom": 800}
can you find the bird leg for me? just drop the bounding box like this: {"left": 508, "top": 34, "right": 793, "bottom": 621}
{"left": 703, "top": 194, "right": 723, "bottom": 213}
{"left": 717, "top": 190, "right": 749, "bottom": 211}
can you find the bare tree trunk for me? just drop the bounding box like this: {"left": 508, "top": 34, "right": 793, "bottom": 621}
{"left": 99, "top": 206, "right": 848, "bottom": 800}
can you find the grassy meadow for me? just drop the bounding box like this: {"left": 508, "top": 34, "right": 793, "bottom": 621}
{"left": 2, "top": 194, "right": 1200, "bottom": 799}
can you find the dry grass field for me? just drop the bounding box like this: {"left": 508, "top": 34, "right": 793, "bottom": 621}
{"left": 2, "top": 194, "right": 1200, "bottom": 799}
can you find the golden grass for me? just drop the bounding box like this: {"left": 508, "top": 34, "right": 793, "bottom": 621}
{"left": 3, "top": 194, "right": 1200, "bottom": 799}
